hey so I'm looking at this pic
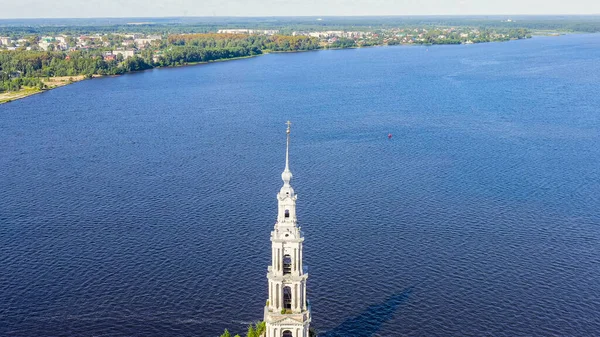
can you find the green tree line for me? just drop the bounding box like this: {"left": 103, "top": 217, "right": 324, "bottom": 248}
{"left": 0, "top": 34, "right": 321, "bottom": 92}
{"left": 2, "top": 16, "right": 599, "bottom": 38}
{"left": 0, "top": 73, "right": 44, "bottom": 92}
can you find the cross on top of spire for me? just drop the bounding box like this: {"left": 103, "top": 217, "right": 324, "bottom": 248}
{"left": 286, "top": 121, "right": 292, "bottom": 134}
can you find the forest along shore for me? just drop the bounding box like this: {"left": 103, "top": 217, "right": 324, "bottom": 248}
{"left": 0, "top": 34, "right": 324, "bottom": 104}
{"left": 10, "top": 15, "right": 600, "bottom": 105}
{"left": 0, "top": 31, "right": 531, "bottom": 104}
{"left": 3, "top": 16, "right": 600, "bottom": 105}
{"left": 0, "top": 75, "right": 106, "bottom": 104}
{"left": 0, "top": 54, "right": 269, "bottom": 104}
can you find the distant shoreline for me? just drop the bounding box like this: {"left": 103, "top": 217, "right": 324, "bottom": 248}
{"left": 0, "top": 34, "right": 572, "bottom": 105}
{"left": 0, "top": 75, "right": 100, "bottom": 104}
{"left": 0, "top": 39, "right": 525, "bottom": 105}
{"left": 0, "top": 54, "right": 269, "bottom": 104}
{"left": 0, "top": 56, "right": 265, "bottom": 104}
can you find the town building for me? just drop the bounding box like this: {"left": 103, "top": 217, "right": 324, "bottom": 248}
{"left": 264, "top": 122, "right": 311, "bottom": 337}
{"left": 217, "top": 29, "right": 279, "bottom": 35}
{"left": 134, "top": 38, "right": 158, "bottom": 48}
{"left": 111, "top": 50, "right": 135, "bottom": 59}
{"left": 218, "top": 29, "right": 253, "bottom": 34}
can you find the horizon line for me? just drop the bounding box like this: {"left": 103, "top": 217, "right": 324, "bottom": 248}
{"left": 2, "top": 14, "right": 600, "bottom": 20}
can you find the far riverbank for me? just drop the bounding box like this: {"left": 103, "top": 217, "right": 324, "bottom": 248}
{"left": 0, "top": 35, "right": 537, "bottom": 105}
{"left": 0, "top": 56, "right": 261, "bottom": 105}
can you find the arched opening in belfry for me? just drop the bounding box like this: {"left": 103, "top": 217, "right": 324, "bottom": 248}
{"left": 282, "top": 330, "right": 293, "bottom": 337}
{"left": 285, "top": 209, "right": 290, "bottom": 218}
{"left": 283, "top": 286, "right": 292, "bottom": 310}
{"left": 283, "top": 254, "right": 292, "bottom": 275}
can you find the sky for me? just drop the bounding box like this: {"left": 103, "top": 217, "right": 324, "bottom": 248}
{"left": 0, "top": 0, "right": 598, "bottom": 18}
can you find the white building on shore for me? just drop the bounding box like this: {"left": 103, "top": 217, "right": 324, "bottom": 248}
{"left": 217, "top": 29, "right": 279, "bottom": 35}
{"left": 112, "top": 50, "right": 135, "bottom": 59}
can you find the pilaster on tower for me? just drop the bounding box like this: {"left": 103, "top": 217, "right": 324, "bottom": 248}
{"left": 264, "top": 121, "right": 311, "bottom": 337}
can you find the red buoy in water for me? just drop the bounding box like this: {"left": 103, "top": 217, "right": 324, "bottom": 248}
{"left": 388, "top": 133, "right": 392, "bottom": 139}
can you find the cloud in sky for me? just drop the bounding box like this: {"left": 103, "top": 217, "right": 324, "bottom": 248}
{"left": 1, "top": 0, "right": 599, "bottom": 18}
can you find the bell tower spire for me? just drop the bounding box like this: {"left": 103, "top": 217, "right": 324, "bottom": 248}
{"left": 282, "top": 121, "right": 292, "bottom": 187}
{"left": 264, "top": 122, "right": 311, "bottom": 337}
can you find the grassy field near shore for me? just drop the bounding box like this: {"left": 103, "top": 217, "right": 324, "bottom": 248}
{"left": 0, "top": 87, "right": 42, "bottom": 104}
{"left": 0, "top": 75, "right": 92, "bottom": 104}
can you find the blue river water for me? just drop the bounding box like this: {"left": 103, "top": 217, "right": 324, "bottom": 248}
{"left": 1, "top": 34, "right": 599, "bottom": 337}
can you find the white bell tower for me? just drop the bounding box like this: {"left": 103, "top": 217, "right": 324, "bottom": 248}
{"left": 264, "top": 121, "right": 311, "bottom": 337}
